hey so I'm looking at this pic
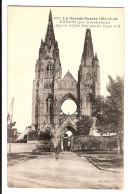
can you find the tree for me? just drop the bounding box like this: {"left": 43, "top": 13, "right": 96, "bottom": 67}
{"left": 76, "top": 115, "right": 93, "bottom": 135}
{"left": 92, "top": 75, "right": 124, "bottom": 154}
{"left": 39, "top": 130, "right": 53, "bottom": 140}
{"left": 7, "top": 121, "right": 17, "bottom": 143}
{"left": 106, "top": 75, "right": 124, "bottom": 154}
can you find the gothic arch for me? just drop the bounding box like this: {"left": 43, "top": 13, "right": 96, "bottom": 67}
{"left": 55, "top": 117, "right": 78, "bottom": 138}
{"left": 46, "top": 94, "right": 52, "bottom": 112}
{"left": 60, "top": 93, "right": 77, "bottom": 106}
{"left": 44, "top": 127, "right": 51, "bottom": 132}
{"left": 59, "top": 93, "right": 78, "bottom": 115}
{"left": 86, "top": 71, "right": 91, "bottom": 80}
{"left": 46, "top": 62, "right": 53, "bottom": 76}
{"left": 61, "top": 126, "right": 77, "bottom": 136}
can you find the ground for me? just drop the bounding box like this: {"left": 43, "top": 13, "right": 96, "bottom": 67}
{"left": 77, "top": 152, "right": 123, "bottom": 173}
{"left": 7, "top": 152, "right": 123, "bottom": 189}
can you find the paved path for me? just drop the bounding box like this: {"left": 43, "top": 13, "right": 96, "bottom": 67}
{"left": 7, "top": 152, "right": 123, "bottom": 189}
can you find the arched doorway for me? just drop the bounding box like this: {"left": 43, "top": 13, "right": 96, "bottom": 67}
{"left": 60, "top": 126, "right": 75, "bottom": 151}
{"left": 63, "top": 130, "right": 73, "bottom": 151}
{"left": 54, "top": 116, "right": 77, "bottom": 151}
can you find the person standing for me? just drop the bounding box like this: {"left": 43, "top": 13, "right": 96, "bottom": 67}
{"left": 55, "top": 145, "right": 60, "bottom": 160}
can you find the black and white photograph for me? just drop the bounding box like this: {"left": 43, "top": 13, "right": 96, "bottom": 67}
{"left": 6, "top": 6, "right": 124, "bottom": 189}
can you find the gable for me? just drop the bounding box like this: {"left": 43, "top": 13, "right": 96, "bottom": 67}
{"left": 62, "top": 71, "right": 77, "bottom": 83}
{"left": 59, "top": 71, "right": 77, "bottom": 89}
{"left": 55, "top": 117, "right": 77, "bottom": 138}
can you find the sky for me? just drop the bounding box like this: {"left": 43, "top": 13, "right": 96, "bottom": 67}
{"left": 7, "top": 7, "right": 124, "bottom": 133}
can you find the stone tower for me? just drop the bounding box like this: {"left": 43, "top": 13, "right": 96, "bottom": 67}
{"left": 32, "top": 10, "right": 62, "bottom": 132}
{"left": 32, "top": 11, "right": 100, "bottom": 135}
{"left": 78, "top": 29, "right": 100, "bottom": 116}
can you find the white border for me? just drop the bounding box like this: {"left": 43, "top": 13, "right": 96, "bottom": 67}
{"left": 2, "top": 0, "right": 130, "bottom": 194}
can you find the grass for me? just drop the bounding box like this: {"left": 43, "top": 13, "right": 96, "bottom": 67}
{"left": 7, "top": 152, "right": 55, "bottom": 166}
{"left": 77, "top": 152, "right": 123, "bottom": 171}
{"left": 87, "top": 154, "right": 123, "bottom": 169}
{"left": 7, "top": 153, "right": 37, "bottom": 166}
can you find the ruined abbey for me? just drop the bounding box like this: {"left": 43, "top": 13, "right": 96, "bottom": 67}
{"left": 31, "top": 10, "right": 100, "bottom": 143}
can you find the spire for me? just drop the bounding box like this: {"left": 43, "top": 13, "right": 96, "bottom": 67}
{"left": 38, "top": 10, "right": 61, "bottom": 65}
{"left": 81, "top": 29, "right": 94, "bottom": 65}
{"left": 92, "top": 52, "right": 99, "bottom": 67}
{"left": 45, "top": 10, "right": 55, "bottom": 44}
{"left": 49, "top": 9, "right": 52, "bottom": 21}
{"left": 94, "top": 53, "right": 99, "bottom": 61}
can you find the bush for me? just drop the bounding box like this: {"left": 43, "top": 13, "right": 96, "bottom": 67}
{"left": 38, "top": 130, "right": 53, "bottom": 140}
{"left": 73, "top": 135, "right": 118, "bottom": 151}
{"left": 32, "top": 141, "right": 52, "bottom": 152}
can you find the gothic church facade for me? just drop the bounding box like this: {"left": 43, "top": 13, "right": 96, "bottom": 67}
{"left": 32, "top": 11, "right": 100, "bottom": 138}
